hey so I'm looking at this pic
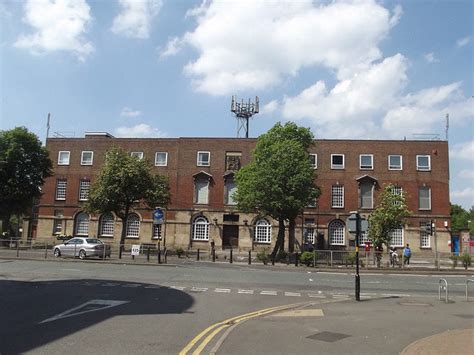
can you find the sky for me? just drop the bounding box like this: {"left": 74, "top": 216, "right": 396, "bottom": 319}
{"left": 0, "top": 0, "right": 473, "bottom": 209}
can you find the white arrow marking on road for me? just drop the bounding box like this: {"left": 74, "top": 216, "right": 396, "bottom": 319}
{"left": 39, "top": 299, "right": 129, "bottom": 324}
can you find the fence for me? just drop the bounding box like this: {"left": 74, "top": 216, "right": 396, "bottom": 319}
{"left": 0, "top": 238, "right": 471, "bottom": 270}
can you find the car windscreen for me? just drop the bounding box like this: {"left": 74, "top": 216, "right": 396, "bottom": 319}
{"left": 86, "top": 239, "right": 102, "bottom": 244}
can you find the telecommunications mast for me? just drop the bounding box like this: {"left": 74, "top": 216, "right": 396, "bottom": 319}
{"left": 231, "top": 96, "right": 259, "bottom": 138}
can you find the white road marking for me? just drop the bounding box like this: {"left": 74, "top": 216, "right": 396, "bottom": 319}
{"left": 360, "top": 293, "right": 377, "bottom": 296}
{"left": 367, "top": 281, "right": 381, "bottom": 284}
{"left": 61, "top": 269, "right": 81, "bottom": 272}
{"left": 317, "top": 272, "right": 349, "bottom": 275}
{"left": 260, "top": 290, "right": 277, "bottom": 296}
{"left": 309, "top": 279, "right": 313, "bottom": 282}
{"left": 238, "top": 289, "right": 254, "bottom": 294}
{"left": 215, "top": 288, "right": 231, "bottom": 293}
{"left": 39, "top": 299, "right": 129, "bottom": 324}
{"left": 169, "top": 286, "right": 186, "bottom": 290}
{"left": 308, "top": 294, "right": 326, "bottom": 298}
{"left": 190, "top": 287, "right": 208, "bottom": 292}
{"left": 332, "top": 294, "right": 350, "bottom": 298}
{"left": 284, "top": 292, "right": 301, "bottom": 297}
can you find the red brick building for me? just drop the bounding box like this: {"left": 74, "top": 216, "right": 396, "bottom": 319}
{"left": 26, "top": 132, "right": 451, "bottom": 255}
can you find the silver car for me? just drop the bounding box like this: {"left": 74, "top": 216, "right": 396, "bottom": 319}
{"left": 53, "top": 237, "right": 111, "bottom": 259}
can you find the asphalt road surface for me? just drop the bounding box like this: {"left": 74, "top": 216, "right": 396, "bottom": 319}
{"left": 1, "top": 259, "right": 472, "bottom": 354}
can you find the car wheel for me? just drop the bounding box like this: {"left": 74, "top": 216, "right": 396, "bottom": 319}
{"left": 54, "top": 248, "right": 61, "bottom": 257}
{"left": 79, "top": 250, "right": 86, "bottom": 260}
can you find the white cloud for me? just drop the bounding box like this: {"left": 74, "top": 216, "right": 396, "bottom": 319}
{"left": 281, "top": 54, "right": 408, "bottom": 138}
{"left": 451, "top": 187, "right": 474, "bottom": 205}
{"left": 261, "top": 100, "right": 279, "bottom": 115}
{"left": 170, "top": 0, "right": 400, "bottom": 95}
{"left": 424, "top": 52, "right": 439, "bottom": 63}
{"left": 114, "top": 123, "right": 167, "bottom": 138}
{"left": 159, "top": 37, "right": 183, "bottom": 58}
{"left": 450, "top": 141, "right": 474, "bottom": 160}
{"left": 456, "top": 36, "right": 470, "bottom": 48}
{"left": 458, "top": 170, "right": 474, "bottom": 179}
{"left": 120, "top": 107, "right": 142, "bottom": 118}
{"left": 111, "top": 0, "right": 162, "bottom": 39}
{"left": 14, "top": 0, "right": 93, "bottom": 61}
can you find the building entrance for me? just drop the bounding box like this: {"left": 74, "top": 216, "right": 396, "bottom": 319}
{"left": 222, "top": 225, "right": 239, "bottom": 249}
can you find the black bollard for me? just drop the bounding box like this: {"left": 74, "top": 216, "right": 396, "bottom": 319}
{"left": 272, "top": 254, "right": 275, "bottom": 265}
{"left": 147, "top": 247, "right": 150, "bottom": 262}
{"left": 248, "top": 250, "right": 251, "bottom": 265}
{"left": 295, "top": 252, "right": 299, "bottom": 267}
{"left": 197, "top": 248, "right": 200, "bottom": 261}
{"left": 230, "top": 249, "right": 233, "bottom": 263}
{"left": 212, "top": 248, "right": 216, "bottom": 262}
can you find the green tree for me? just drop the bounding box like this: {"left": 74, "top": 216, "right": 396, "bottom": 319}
{"left": 85, "top": 146, "right": 170, "bottom": 258}
{"left": 234, "top": 122, "right": 320, "bottom": 257}
{"left": 368, "top": 184, "right": 411, "bottom": 266}
{"left": 0, "top": 127, "right": 52, "bottom": 237}
{"left": 450, "top": 204, "right": 473, "bottom": 234}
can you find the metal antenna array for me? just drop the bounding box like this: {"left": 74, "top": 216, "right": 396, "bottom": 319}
{"left": 231, "top": 96, "right": 259, "bottom": 138}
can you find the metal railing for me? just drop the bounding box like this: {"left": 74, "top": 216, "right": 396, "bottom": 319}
{"left": 466, "top": 279, "right": 474, "bottom": 302}
{"left": 438, "top": 278, "right": 448, "bottom": 303}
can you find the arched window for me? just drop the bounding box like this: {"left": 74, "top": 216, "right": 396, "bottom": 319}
{"left": 329, "top": 220, "right": 345, "bottom": 245}
{"left": 75, "top": 212, "right": 89, "bottom": 236}
{"left": 100, "top": 213, "right": 115, "bottom": 237}
{"left": 192, "top": 216, "right": 209, "bottom": 241}
{"left": 254, "top": 219, "right": 271, "bottom": 243}
{"left": 126, "top": 213, "right": 140, "bottom": 238}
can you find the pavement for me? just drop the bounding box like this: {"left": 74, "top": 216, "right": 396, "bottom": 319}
{"left": 401, "top": 328, "right": 473, "bottom": 355}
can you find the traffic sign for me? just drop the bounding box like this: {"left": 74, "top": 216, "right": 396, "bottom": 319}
{"left": 347, "top": 213, "right": 368, "bottom": 234}
{"left": 131, "top": 244, "right": 140, "bottom": 256}
{"left": 153, "top": 208, "right": 164, "bottom": 225}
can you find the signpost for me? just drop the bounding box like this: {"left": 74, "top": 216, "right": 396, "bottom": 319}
{"left": 131, "top": 244, "right": 140, "bottom": 260}
{"left": 153, "top": 208, "right": 165, "bottom": 264}
{"left": 347, "top": 212, "right": 368, "bottom": 301}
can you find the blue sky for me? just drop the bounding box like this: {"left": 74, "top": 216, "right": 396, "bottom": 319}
{"left": 1, "top": 0, "right": 472, "bottom": 209}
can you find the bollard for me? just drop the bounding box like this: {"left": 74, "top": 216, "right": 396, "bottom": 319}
{"left": 212, "top": 248, "right": 216, "bottom": 262}
{"left": 44, "top": 243, "right": 48, "bottom": 259}
{"left": 158, "top": 242, "right": 161, "bottom": 264}
{"left": 147, "top": 247, "right": 150, "bottom": 262}
{"left": 197, "top": 249, "right": 200, "bottom": 261}
{"left": 230, "top": 249, "right": 233, "bottom": 263}
{"left": 295, "top": 252, "right": 299, "bottom": 267}
{"left": 16, "top": 241, "right": 19, "bottom": 257}
{"left": 164, "top": 248, "right": 167, "bottom": 264}
{"left": 272, "top": 254, "right": 275, "bottom": 265}
{"left": 248, "top": 250, "right": 251, "bottom": 265}
{"left": 132, "top": 255, "right": 135, "bottom": 261}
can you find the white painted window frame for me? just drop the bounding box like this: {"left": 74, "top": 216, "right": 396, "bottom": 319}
{"left": 197, "top": 151, "right": 210, "bottom": 166}
{"left": 58, "top": 151, "right": 70, "bottom": 165}
{"left": 155, "top": 152, "right": 168, "bottom": 166}
{"left": 416, "top": 155, "right": 431, "bottom": 171}
{"left": 81, "top": 151, "right": 94, "bottom": 166}
{"left": 331, "top": 154, "right": 345, "bottom": 169}
{"left": 388, "top": 155, "right": 402, "bottom": 170}
{"left": 359, "top": 154, "right": 373, "bottom": 170}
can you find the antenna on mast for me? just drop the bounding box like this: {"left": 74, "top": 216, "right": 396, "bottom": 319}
{"left": 231, "top": 96, "right": 259, "bottom": 138}
{"left": 46, "top": 113, "right": 51, "bottom": 145}
{"left": 445, "top": 113, "right": 449, "bottom": 141}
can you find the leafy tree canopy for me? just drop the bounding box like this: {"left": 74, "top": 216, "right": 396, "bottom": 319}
{"left": 85, "top": 146, "right": 170, "bottom": 220}
{"left": 368, "top": 183, "right": 411, "bottom": 249}
{"left": 0, "top": 127, "right": 52, "bottom": 230}
{"left": 450, "top": 204, "right": 474, "bottom": 234}
{"left": 234, "top": 122, "right": 320, "bottom": 254}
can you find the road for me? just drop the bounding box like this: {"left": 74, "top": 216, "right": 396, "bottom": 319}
{"left": 1, "top": 259, "right": 473, "bottom": 354}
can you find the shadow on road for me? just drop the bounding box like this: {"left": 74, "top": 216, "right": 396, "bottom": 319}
{"left": 0, "top": 279, "right": 194, "bottom": 354}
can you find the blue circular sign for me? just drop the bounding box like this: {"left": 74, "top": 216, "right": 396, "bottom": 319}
{"left": 153, "top": 209, "right": 164, "bottom": 220}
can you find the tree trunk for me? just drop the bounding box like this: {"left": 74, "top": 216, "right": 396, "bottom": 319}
{"left": 118, "top": 207, "right": 130, "bottom": 259}
{"left": 288, "top": 218, "right": 296, "bottom": 253}
{"left": 271, "top": 217, "right": 285, "bottom": 259}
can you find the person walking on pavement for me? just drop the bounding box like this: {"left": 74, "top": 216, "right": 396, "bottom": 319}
{"left": 403, "top": 244, "right": 411, "bottom": 265}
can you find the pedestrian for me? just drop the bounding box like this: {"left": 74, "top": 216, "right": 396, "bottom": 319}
{"left": 403, "top": 244, "right": 411, "bottom": 265}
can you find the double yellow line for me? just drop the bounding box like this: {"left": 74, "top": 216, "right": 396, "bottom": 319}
{"left": 179, "top": 302, "right": 306, "bottom": 355}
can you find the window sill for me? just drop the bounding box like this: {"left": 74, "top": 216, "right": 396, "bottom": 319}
{"left": 192, "top": 239, "right": 209, "bottom": 242}
{"left": 331, "top": 167, "right": 345, "bottom": 170}
{"left": 253, "top": 241, "right": 271, "bottom": 244}
{"left": 125, "top": 236, "right": 139, "bottom": 239}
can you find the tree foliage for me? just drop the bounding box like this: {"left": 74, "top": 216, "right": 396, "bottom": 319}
{"left": 367, "top": 184, "right": 411, "bottom": 250}
{"left": 234, "top": 122, "right": 320, "bottom": 256}
{"left": 450, "top": 204, "right": 474, "bottom": 234}
{"left": 0, "top": 127, "right": 52, "bottom": 235}
{"left": 85, "top": 146, "right": 170, "bottom": 255}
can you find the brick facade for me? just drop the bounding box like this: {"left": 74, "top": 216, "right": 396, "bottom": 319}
{"left": 25, "top": 133, "right": 451, "bottom": 255}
